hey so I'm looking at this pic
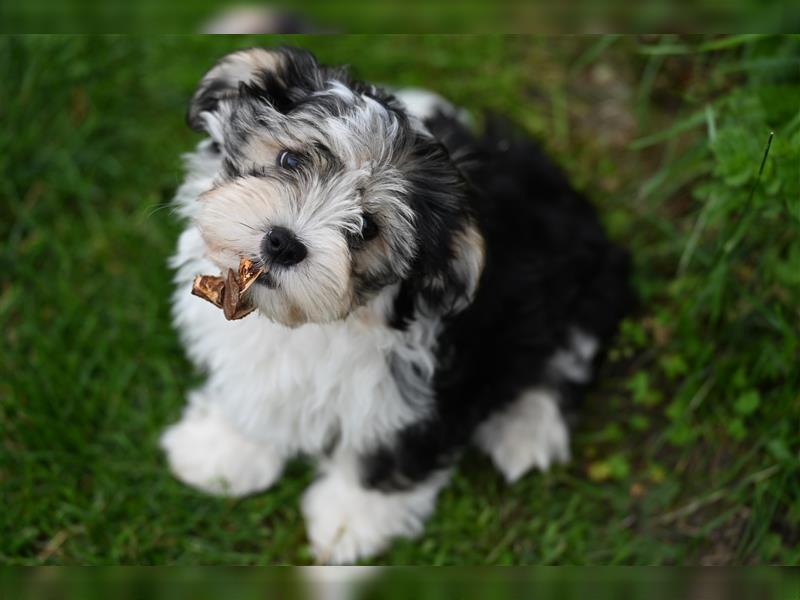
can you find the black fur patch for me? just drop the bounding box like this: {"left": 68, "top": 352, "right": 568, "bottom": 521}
{"left": 389, "top": 281, "right": 416, "bottom": 330}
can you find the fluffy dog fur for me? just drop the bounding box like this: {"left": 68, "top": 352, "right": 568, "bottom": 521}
{"left": 161, "top": 46, "right": 633, "bottom": 563}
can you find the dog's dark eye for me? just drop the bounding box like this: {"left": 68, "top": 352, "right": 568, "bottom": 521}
{"left": 361, "top": 213, "right": 379, "bottom": 241}
{"left": 278, "top": 150, "right": 302, "bottom": 170}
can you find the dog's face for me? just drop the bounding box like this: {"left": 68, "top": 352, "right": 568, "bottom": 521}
{"left": 189, "top": 47, "right": 483, "bottom": 326}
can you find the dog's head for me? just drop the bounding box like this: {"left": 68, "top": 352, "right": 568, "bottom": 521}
{"left": 189, "top": 47, "right": 484, "bottom": 327}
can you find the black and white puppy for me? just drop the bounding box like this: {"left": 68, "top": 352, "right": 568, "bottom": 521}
{"left": 161, "top": 46, "right": 633, "bottom": 563}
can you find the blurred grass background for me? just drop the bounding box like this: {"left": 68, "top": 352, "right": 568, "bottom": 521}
{"left": 1, "top": 35, "right": 799, "bottom": 565}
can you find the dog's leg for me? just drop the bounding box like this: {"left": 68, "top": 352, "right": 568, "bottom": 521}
{"left": 301, "top": 450, "right": 450, "bottom": 564}
{"left": 160, "top": 391, "right": 286, "bottom": 497}
{"left": 475, "top": 328, "right": 600, "bottom": 483}
{"left": 474, "top": 389, "right": 571, "bottom": 483}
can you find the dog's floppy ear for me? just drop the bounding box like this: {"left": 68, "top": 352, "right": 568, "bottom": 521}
{"left": 420, "top": 219, "right": 485, "bottom": 316}
{"left": 406, "top": 138, "right": 486, "bottom": 317}
{"left": 187, "top": 46, "right": 334, "bottom": 132}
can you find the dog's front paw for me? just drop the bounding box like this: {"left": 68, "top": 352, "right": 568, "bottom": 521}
{"left": 160, "top": 405, "right": 284, "bottom": 497}
{"left": 301, "top": 470, "right": 442, "bottom": 564}
{"left": 476, "top": 390, "right": 570, "bottom": 483}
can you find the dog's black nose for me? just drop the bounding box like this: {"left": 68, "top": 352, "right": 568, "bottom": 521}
{"left": 263, "top": 226, "right": 307, "bottom": 266}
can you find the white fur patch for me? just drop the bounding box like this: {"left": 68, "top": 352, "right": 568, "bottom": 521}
{"left": 170, "top": 209, "right": 434, "bottom": 458}
{"left": 201, "top": 8, "right": 285, "bottom": 35}
{"left": 172, "top": 142, "right": 223, "bottom": 222}
{"left": 475, "top": 389, "right": 570, "bottom": 483}
{"left": 300, "top": 566, "right": 380, "bottom": 600}
{"left": 160, "top": 398, "right": 286, "bottom": 497}
{"left": 393, "top": 88, "right": 471, "bottom": 127}
{"left": 302, "top": 453, "right": 449, "bottom": 564}
{"left": 548, "top": 328, "right": 599, "bottom": 383}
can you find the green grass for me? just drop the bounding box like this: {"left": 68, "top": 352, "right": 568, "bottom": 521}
{"left": 2, "top": 35, "right": 799, "bottom": 565}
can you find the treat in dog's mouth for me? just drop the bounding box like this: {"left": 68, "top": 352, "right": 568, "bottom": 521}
{"left": 191, "top": 257, "right": 265, "bottom": 320}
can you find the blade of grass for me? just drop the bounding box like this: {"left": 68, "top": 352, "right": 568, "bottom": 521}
{"left": 697, "top": 35, "right": 767, "bottom": 53}
{"left": 721, "top": 131, "right": 774, "bottom": 256}
{"left": 569, "top": 34, "right": 620, "bottom": 75}
{"left": 630, "top": 110, "right": 708, "bottom": 150}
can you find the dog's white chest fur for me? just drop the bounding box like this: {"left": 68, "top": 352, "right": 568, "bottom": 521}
{"left": 171, "top": 227, "right": 424, "bottom": 456}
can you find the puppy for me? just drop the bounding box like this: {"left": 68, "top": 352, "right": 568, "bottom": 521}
{"left": 161, "top": 46, "right": 633, "bottom": 564}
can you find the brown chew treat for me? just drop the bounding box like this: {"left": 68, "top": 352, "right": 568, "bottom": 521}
{"left": 191, "top": 275, "right": 225, "bottom": 308}
{"left": 230, "top": 301, "right": 257, "bottom": 320}
{"left": 237, "top": 258, "right": 263, "bottom": 293}
{"left": 222, "top": 268, "right": 241, "bottom": 320}
{"left": 191, "top": 257, "right": 265, "bottom": 321}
